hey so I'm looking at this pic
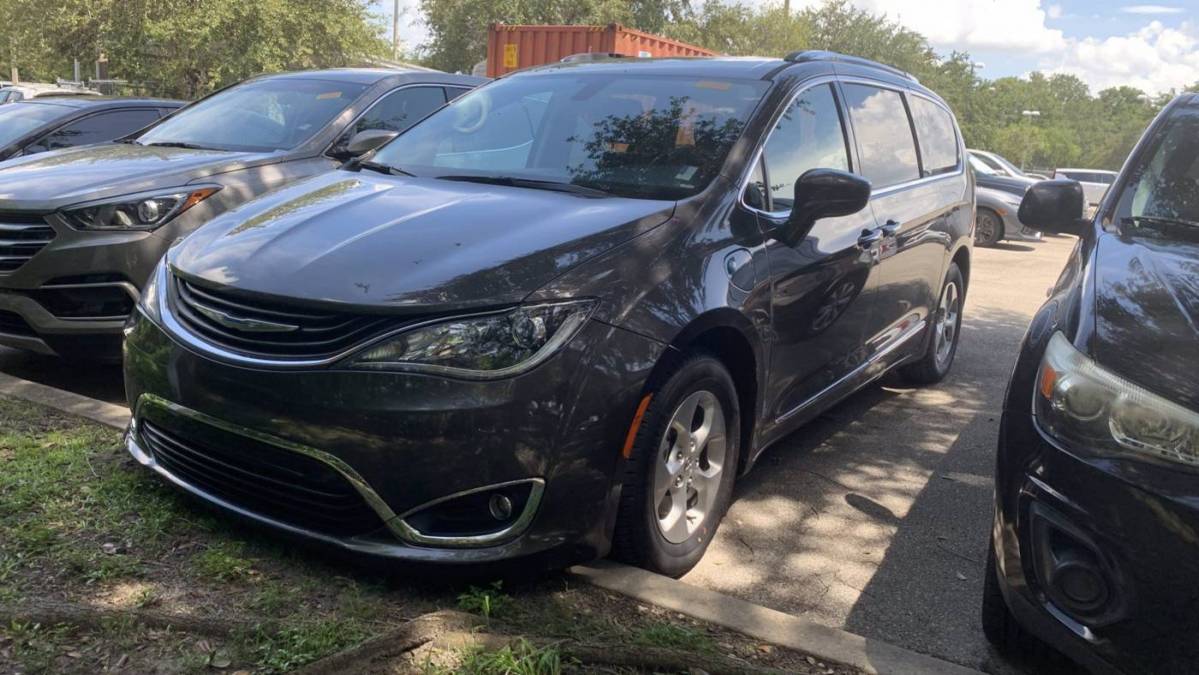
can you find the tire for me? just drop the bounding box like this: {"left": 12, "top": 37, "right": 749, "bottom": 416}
{"left": 612, "top": 353, "right": 741, "bottom": 578}
{"left": 975, "top": 208, "right": 1004, "bottom": 247}
{"left": 982, "top": 538, "right": 1054, "bottom": 664}
{"left": 900, "top": 263, "right": 964, "bottom": 385}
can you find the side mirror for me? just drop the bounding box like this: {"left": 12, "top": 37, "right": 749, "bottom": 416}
{"left": 1018, "top": 179, "right": 1087, "bottom": 236}
{"left": 780, "top": 168, "right": 872, "bottom": 244}
{"left": 342, "top": 129, "right": 399, "bottom": 157}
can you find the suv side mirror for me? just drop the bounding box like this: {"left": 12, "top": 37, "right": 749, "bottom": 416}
{"left": 1018, "top": 179, "right": 1088, "bottom": 236}
{"left": 780, "top": 169, "right": 871, "bottom": 245}
{"left": 341, "top": 129, "right": 399, "bottom": 158}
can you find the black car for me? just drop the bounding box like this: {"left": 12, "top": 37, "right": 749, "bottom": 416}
{"left": 985, "top": 93, "right": 1199, "bottom": 673}
{"left": 123, "top": 52, "right": 973, "bottom": 576}
{"left": 0, "top": 97, "right": 183, "bottom": 161}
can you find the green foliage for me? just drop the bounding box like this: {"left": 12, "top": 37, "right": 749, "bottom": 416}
{"left": 193, "top": 541, "right": 256, "bottom": 582}
{"left": 631, "top": 621, "right": 717, "bottom": 652}
{"left": 457, "top": 581, "right": 511, "bottom": 619}
{"left": 246, "top": 619, "right": 370, "bottom": 673}
{"left": 451, "top": 639, "right": 565, "bottom": 675}
{"left": 0, "top": 0, "right": 389, "bottom": 98}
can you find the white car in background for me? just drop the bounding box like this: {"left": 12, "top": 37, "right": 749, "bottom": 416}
{"left": 1053, "top": 168, "right": 1118, "bottom": 215}
{"left": 0, "top": 83, "right": 101, "bottom": 104}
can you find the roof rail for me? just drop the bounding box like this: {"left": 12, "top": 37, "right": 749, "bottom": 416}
{"left": 783, "top": 50, "right": 917, "bottom": 82}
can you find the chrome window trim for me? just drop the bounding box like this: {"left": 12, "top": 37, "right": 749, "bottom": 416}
{"left": 738, "top": 75, "right": 966, "bottom": 218}
{"left": 132, "top": 393, "right": 545, "bottom": 549}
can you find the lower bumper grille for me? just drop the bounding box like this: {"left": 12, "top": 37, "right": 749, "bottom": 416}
{"left": 139, "top": 421, "right": 386, "bottom": 538}
{"left": 0, "top": 213, "right": 55, "bottom": 273}
{"left": 0, "top": 310, "right": 33, "bottom": 336}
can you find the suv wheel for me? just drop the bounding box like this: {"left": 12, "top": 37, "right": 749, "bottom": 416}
{"left": 612, "top": 354, "right": 740, "bottom": 578}
{"left": 901, "top": 263, "right": 964, "bottom": 385}
{"left": 975, "top": 208, "right": 1003, "bottom": 247}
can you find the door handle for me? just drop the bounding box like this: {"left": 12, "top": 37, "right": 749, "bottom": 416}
{"left": 857, "top": 228, "right": 883, "bottom": 248}
{"left": 880, "top": 220, "right": 901, "bottom": 236}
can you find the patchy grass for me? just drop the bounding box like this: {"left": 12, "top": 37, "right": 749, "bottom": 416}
{"left": 0, "top": 395, "right": 859, "bottom": 674}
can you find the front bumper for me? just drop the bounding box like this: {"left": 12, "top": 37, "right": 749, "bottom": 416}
{"left": 123, "top": 310, "right": 665, "bottom": 565}
{"left": 997, "top": 207, "right": 1042, "bottom": 242}
{"left": 993, "top": 406, "right": 1199, "bottom": 674}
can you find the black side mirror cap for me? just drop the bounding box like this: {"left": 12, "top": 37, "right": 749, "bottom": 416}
{"left": 779, "top": 168, "right": 872, "bottom": 245}
{"left": 341, "top": 129, "right": 400, "bottom": 158}
{"left": 1018, "top": 179, "right": 1088, "bottom": 236}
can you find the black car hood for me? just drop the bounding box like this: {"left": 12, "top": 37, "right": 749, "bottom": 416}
{"left": 1091, "top": 233, "right": 1199, "bottom": 409}
{"left": 171, "top": 171, "right": 675, "bottom": 311}
{"left": 975, "top": 173, "right": 1035, "bottom": 196}
{"left": 0, "top": 143, "right": 273, "bottom": 208}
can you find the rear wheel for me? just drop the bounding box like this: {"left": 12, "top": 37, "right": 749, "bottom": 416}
{"left": 900, "top": 263, "right": 964, "bottom": 385}
{"left": 612, "top": 354, "right": 740, "bottom": 578}
{"left": 975, "top": 208, "right": 1003, "bottom": 247}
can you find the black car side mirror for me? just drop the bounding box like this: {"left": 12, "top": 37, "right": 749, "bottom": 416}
{"left": 1018, "top": 180, "right": 1088, "bottom": 236}
{"left": 779, "top": 169, "right": 872, "bottom": 245}
{"left": 341, "top": 129, "right": 400, "bottom": 158}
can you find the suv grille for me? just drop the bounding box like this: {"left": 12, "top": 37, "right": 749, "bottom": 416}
{"left": 169, "top": 276, "right": 398, "bottom": 361}
{"left": 0, "top": 213, "right": 55, "bottom": 273}
{"left": 140, "top": 421, "right": 386, "bottom": 537}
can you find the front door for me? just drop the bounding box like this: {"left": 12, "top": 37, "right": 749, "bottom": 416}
{"left": 755, "top": 82, "right": 882, "bottom": 428}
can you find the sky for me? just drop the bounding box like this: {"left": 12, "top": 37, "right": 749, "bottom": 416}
{"left": 376, "top": 0, "right": 1199, "bottom": 95}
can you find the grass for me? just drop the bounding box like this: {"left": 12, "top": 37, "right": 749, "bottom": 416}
{"left": 632, "top": 621, "right": 718, "bottom": 653}
{"left": 192, "top": 541, "right": 256, "bottom": 582}
{"left": 427, "top": 639, "right": 566, "bottom": 675}
{"left": 244, "top": 618, "right": 371, "bottom": 673}
{"left": 457, "top": 581, "right": 511, "bottom": 620}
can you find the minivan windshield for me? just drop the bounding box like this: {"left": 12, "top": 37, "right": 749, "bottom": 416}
{"left": 372, "top": 73, "right": 769, "bottom": 200}
{"left": 0, "top": 102, "right": 69, "bottom": 147}
{"left": 1117, "top": 106, "right": 1199, "bottom": 235}
{"left": 137, "top": 78, "right": 367, "bottom": 152}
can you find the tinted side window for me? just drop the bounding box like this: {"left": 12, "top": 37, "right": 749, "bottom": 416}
{"left": 842, "top": 84, "right": 920, "bottom": 188}
{"left": 26, "top": 109, "right": 160, "bottom": 154}
{"left": 445, "top": 87, "right": 471, "bottom": 101}
{"left": 909, "top": 96, "right": 959, "bottom": 176}
{"left": 760, "top": 84, "right": 849, "bottom": 211}
{"left": 353, "top": 86, "right": 446, "bottom": 137}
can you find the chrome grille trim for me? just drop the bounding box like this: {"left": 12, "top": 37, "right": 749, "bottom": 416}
{"left": 0, "top": 213, "right": 55, "bottom": 273}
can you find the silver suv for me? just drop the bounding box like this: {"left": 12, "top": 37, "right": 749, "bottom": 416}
{"left": 0, "top": 68, "right": 484, "bottom": 359}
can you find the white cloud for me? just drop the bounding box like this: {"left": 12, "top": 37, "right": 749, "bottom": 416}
{"left": 792, "top": 0, "right": 1066, "bottom": 52}
{"left": 1121, "top": 5, "right": 1186, "bottom": 14}
{"left": 1047, "top": 4, "right": 1064, "bottom": 19}
{"left": 1043, "top": 20, "right": 1199, "bottom": 93}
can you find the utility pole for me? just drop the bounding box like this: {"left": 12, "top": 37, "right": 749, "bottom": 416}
{"left": 392, "top": 0, "right": 401, "bottom": 60}
{"left": 784, "top": 0, "right": 791, "bottom": 15}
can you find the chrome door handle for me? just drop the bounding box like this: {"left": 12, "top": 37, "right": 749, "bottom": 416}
{"left": 880, "top": 220, "right": 901, "bottom": 236}
{"left": 857, "top": 228, "right": 883, "bottom": 248}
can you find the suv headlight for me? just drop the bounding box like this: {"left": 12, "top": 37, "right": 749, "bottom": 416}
{"left": 1036, "top": 331, "right": 1199, "bottom": 467}
{"left": 345, "top": 300, "right": 595, "bottom": 379}
{"left": 60, "top": 186, "right": 220, "bottom": 231}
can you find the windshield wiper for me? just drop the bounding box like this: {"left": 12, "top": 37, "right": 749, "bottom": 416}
{"left": 436, "top": 175, "right": 610, "bottom": 198}
{"left": 140, "top": 141, "right": 214, "bottom": 150}
{"left": 354, "top": 160, "right": 414, "bottom": 177}
{"left": 1122, "top": 215, "right": 1199, "bottom": 230}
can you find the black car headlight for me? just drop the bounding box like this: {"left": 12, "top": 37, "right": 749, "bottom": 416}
{"left": 60, "top": 186, "right": 220, "bottom": 231}
{"left": 345, "top": 300, "right": 595, "bottom": 378}
{"left": 1036, "top": 331, "right": 1199, "bottom": 467}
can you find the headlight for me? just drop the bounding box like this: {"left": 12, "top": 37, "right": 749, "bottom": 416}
{"left": 60, "top": 186, "right": 220, "bottom": 231}
{"left": 1035, "top": 331, "right": 1199, "bottom": 467}
{"left": 346, "top": 300, "right": 595, "bottom": 378}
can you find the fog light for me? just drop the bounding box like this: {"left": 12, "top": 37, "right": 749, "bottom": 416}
{"left": 1052, "top": 553, "right": 1109, "bottom": 612}
{"left": 489, "top": 494, "right": 514, "bottom": 521}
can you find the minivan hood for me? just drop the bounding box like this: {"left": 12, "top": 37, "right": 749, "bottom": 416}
{"left": 1092, "top": 233, "right": 1199, "bottom": 410}
{"left": 171, "top": 171, "right": 674, "bottom": 311}
{"left": 0, "top": 143, "right": 272, "bottom": 209}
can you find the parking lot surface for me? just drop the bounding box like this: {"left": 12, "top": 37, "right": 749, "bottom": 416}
{"left": 0, "top": 235, "right": 1077, "bottom": 673}
{"left": 684, "top": 235, "right": 1077, "bottom": 673}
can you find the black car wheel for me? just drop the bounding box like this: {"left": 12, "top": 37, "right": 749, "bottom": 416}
{"left": 901, "top": 263, "right": 964, "bottom": 385}
{"left": 612, "top": 353, "right": 740, "bottom": 578}
{"left": 975, "top": 208, "right": 1004, "bottom": 247}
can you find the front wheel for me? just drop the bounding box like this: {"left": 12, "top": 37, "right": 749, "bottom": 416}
{"left": 900, "top": 263, "right": 964, "bottom": 385}
{"left": 975, "top": 208, "right": 1004, "bottom": 247}
{"left": 612, "top": 354, "right": 740, "bottom": 577}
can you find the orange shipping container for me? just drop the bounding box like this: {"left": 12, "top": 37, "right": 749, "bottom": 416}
{"left": 485, "top": 24, "right": 716, "bottom": 78}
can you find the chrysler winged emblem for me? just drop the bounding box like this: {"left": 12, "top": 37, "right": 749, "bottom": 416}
{"left": 192, "top": 304, "right": 300, "bottom": 333}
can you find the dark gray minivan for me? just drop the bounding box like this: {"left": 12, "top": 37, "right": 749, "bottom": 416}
{"left": 123, "top": 52, "right": 973, "bottom": 575}
{"left": 0, "top": 68, "right": 484, "bottom": 359}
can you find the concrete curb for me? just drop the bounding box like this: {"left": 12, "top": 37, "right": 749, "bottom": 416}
{"left": 571, "top": 560, "right": 982, "bottom": 675}
{"left": 0, "top": 373, "right": 980, "bottom": 674}
{"left": 0, "top": 372, "right": 129, "bottom": 430}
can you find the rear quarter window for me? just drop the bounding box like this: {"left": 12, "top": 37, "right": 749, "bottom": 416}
{"left": 909, "top": 95, "right": 959, "bottom": 176}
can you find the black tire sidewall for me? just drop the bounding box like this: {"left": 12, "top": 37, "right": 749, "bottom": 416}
{"left": 976, "top": 209, "right": 1003, "bottom": 246}
{"left": 631, "top": 356, "right": 740, "bottom": 576}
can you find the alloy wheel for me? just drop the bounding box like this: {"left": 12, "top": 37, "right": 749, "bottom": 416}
{"left": 653, "top": 390, "right": 727, "bottom": 544}
{"left": 934, "top": 281, "right": 960, "bottom": 369}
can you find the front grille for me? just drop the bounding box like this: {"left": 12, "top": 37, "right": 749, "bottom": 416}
{"left": 0, "top": 309, "right": 33, "bottom": 336}
{"left": 140, "top": 421, "right": 386, "bottom": 537}
{"left": 169, "top": 276, "right": 398, "bottom": 360}
{"left": 0, "top": 213, "right": 55, "bottom": 273}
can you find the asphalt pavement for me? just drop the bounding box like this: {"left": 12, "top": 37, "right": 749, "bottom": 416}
{"left": 0, "top": 235, "right": 1079, "bottom": 673}
{"left": 683, "top": 235, "right": 1078, "bottom": 673}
